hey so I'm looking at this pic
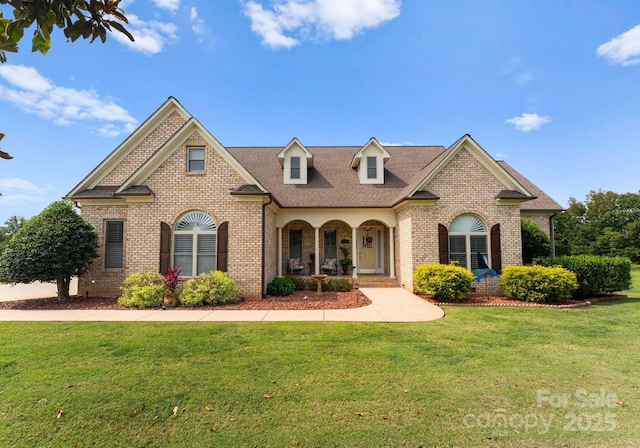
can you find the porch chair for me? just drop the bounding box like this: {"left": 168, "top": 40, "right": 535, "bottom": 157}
{"left": 287, "top": 258, "right": 305, "bottom": 276}
{"left": 321, "top": 258, "right": 337, "bottom": 275}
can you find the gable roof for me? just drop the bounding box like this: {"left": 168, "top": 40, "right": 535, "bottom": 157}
{"left": 407, "top": 134, "right": 534, "bottom": 201}
{"left": 68, "top": 97, "right": 190, "bottom": 197}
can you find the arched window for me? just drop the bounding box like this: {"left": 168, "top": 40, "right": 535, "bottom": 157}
{"left": 449, "top": 214, "right": 488, "bottom": 270}
{"left": 174, "top": 211, "right": 217, "bottom": 276}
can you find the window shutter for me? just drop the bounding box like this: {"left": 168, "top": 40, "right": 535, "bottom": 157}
{"left": 217, "top": 221, "right": 228, "bottom": 272}
{"left": 438, "top": 224, "right": 449, "bottom": 264}
{"left": 160, "top": 222, "right": 171, "bottom": 274}
{"left": 491, "top": 224, "right": 502, "bottom": 274}
{"left": 105, "top": 221, "right": 123, "bottom": 268}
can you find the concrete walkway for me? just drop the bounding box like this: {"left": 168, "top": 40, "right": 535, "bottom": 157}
{"left": 0, "top": 288, "right": 444, "bottom": 323}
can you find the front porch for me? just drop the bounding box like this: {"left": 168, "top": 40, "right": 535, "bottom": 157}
{"left": 275, "top": 214, "right": 397, "bottom": 281}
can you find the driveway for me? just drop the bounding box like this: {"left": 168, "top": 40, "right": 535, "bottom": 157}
{"left": 0, "top": 279, "right": 78, "bottom": 302}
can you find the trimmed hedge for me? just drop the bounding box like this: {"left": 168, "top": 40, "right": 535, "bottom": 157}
{"left": 305, "top": 278, "right": 352, "bottom": 292}
{"left": 413, "top": 264, "right": 475, "bottom": 302}
{"left": 118, "top": 271, "right": 164, "bottom": 308}
{"left": 180, "top": 271, "right": 240, "bottom": 306}
{"left": 536, "top": 255, "right": 632, "bottom": 298}
{"left": 499, "top": 265, "right": 578, "bottom": 303}
{"left": 267, "top": 277, "right": 295, "bottom": 296}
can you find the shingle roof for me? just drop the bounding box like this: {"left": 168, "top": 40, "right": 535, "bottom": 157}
{"left": 69, "top": 185, "right": 154, "bottom": 200}
{"left": 497, "top": 161, "right": 563, "bottom": 211}
{"left": 227, "top": 145, "right": 447, "bottom": 208}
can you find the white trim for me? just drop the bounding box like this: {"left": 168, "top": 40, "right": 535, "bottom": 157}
{"left": 68, "top": 97, "right": 190, "bottom": 197}
{"left": 410, "top": 134, "right": 533, "bottom": 199}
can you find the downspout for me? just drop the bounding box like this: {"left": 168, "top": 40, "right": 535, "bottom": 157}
{"left": 262, "top": 194, "right": 273, "bottom": 298}
{"left": 549, "top": 213, "right": 558, "bottom": 257}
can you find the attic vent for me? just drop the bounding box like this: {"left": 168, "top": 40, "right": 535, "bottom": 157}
{"left": 176, "top": 212, "right": 216, "bottom": 231}
{"left": 450, "top": 214, "right": 486, "bottom": 233}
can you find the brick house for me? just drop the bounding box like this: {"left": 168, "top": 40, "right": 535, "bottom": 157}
{"left": 68, "top": 97, "right": 563, "bottom": 300}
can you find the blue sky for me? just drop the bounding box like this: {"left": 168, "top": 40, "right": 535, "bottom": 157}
{"left": 1, "top": 0, "right": 639, "bottom": 224}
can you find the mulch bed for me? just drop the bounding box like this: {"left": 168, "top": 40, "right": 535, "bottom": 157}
{"left": 0, "top": 290, "right": 372, "bottom": 311}
{"left": 1, "top": 290, "right": 630, "bottom": 311}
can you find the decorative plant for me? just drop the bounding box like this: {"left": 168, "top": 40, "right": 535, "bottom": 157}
{"left": 162, "top": 267, "right": 182, "bottom": 294}
{"left": 338, "top": 245, "right": 352, "bottom": 266}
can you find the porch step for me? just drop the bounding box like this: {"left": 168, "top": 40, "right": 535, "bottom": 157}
{"left": 352, "top": 277, "right": 401, "bottom": 288}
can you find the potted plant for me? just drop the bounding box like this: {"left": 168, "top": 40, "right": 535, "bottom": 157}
{"left": 162, "top": 267, "right": 182, "bottom": 307}
{"left": 339, "top": 246, "right": 352, "bottom": 275}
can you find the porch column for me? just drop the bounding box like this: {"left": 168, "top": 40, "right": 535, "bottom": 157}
{"left": 314, "top": 227, "right": 320, "bottom": 275}
{"left": 277, "top": 227, "right": 283, "bottom": 277}
{"left": 389, "top": 226, "right": 396, "bottom": 279}
{"left": 351, "top": 227, "right": 358, "bottom": 279}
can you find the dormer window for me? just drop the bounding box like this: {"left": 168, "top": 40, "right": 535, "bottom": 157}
{"left": 367, "top": 156, "right": 377, "bottom": 179}
{"left": 291, "top": 156, "right": 301, "bottom": 179}
{"left": 351, "top": 138, "right": 390, "bottom": 185}
{"left": 278, "top": 138, "right": 313, "bottom": 185}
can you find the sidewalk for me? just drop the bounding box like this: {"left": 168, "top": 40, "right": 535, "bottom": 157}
{"left": 0, "top": 288, "right": 444, "bottom": 322}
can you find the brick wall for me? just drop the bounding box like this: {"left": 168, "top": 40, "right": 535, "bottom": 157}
{"left": 80, "top": 125, "right": 265, "bottom": 300}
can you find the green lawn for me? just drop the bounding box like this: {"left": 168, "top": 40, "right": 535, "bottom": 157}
{"left": 1, "top": 284, "right": 639, "bottom": 446}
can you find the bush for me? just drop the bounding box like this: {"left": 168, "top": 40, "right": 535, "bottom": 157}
{"left": 266, "top": 277, "right": 295, "bottom": 296}
{"left": 285, "top": 275, "right": 306, "bottom": 291}
{"left": 499, "top": 265, "right": 578, "bottom": 303}
{"left": 537, "top": 255, "right": 632, "bottom": 298}
{"left": 304, "top": 278, "right": 352, "bottom": 292}
{"left": 180, "top": 271, "right": 240, "bottom": 306}
{"left": 413, "top": 264, "right": 475, "bottom": 302}
{"left": 521, "top": 219, "right": 552, "bottom": 264}
{"left": 118, "top": 271, "right": 164, "bottom": 308}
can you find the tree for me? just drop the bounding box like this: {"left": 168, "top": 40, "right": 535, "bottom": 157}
{"left": 0, "top": 200, "right": 98, "bottom": 300}
{"left": 0, "top": 0, "right": 133, "bottom": 63}
{"left": 521, "top": 219, "right": 552, "bottom": 264}
{"left": 0, "top": 215, "right": 25, "bottom": 256}
{"left": 554, "top": 189, "right": 640, "bottom": 263}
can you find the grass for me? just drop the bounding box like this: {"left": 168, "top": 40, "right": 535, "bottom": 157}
{"left": 0, "top": 277, "right": 638, "bottom": 447}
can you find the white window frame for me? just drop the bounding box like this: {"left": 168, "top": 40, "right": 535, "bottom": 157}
{"left": 449, "top": 214, "right": 488, "bottom": 270}
{"left": 187, "top": 147, "right": 205, "bottom": 172}
{"left": 290, "top": 156, "right": 301, "bottom": 179}
{"left": 173, "top": 212, "right": 217, "bottom": 276}
{"left": 366, "top": 156, "right": 377, "bottom": 179}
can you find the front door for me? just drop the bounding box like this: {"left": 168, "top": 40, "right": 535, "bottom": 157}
{"left": 358, "top": 227, "right": 382, "bottom": 274}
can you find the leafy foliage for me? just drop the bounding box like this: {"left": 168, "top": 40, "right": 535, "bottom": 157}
{"left": 413, "top": 263, "right": 475, "bottom": 302}
{"left": 180, "top": 271, "right": 240, "bottom": 306}
{"left": 0, "top": 215, "right": 25, "bottom": 257}
{"left": 0, "top": 200, "right": 98, "bottom": 300}
{"left": 118, "top": 271, "right": 164, "bottom": 309}
{"left": 521, "top": 219, "right": 552, "bottom": 264}
{"left": 0, "top": 0, "right": 133, "bottom": 63}
{"left": 285, "top": 275, "right": 306, "bottom": 291}
{"left": 266, "top": 276, "right": 295, "bottom": 296}
{"left": 499, "top": 265, "right": 578, "bottom": 302}
{"left": 537, "top": 255, "right": 631, "bottom": 298}
{"left": 306, "top": 278, "right": 352, "bottom": 292}
{"left": 554, "top": 190, "right": 640, "bottom": 263}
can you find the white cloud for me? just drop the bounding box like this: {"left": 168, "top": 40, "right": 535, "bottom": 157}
{"left": 0, "top": 178, "right": 56, "bottom": 206}
{"left": 244, "top": 0, "right": 401, "bottom": 49}
{"left": 0, "top": 65, "right": 138, "bottom": 137}
{"left": 110, "top": 13, "right": 178, "bottom": 54}
{"left": 190, "top": 7, "right": 209, "bottom": 40}
{"left": 150, "top": 0, "right": 180, "bottom": 12}
{"left": 597, "top": 24, "right": 640, "bottom": 66}
{"left": 505, "top": 113, "right": 551, "bottom": 132}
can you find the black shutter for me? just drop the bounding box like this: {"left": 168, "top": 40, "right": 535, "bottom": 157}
{"left": 491, "top": 223, "right": 502, "bottom": 274}
{"left": 217, "top": 221, "right": 228, "bottom": 272}
{"left": 438, "top": 224, "right": 449, "bottom": 264}
{"left": 160, "top": 222, "right": 171, "bottom": 274}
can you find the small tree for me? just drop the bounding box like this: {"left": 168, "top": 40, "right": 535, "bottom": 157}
{"left": 521, "top": 219, "right": 552, "bottom": 265}
{"left": 0, "top": 200, "right": 98, "bottom": 300}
